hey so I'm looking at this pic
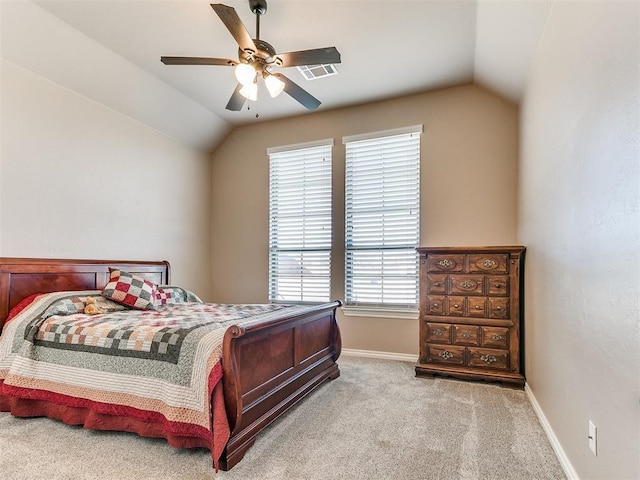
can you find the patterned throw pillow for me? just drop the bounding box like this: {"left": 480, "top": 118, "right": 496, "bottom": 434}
{"left": 101, "top": 269, "right": 158, "bottom": 310}
{"left": 42, "top": 294, "right": 127, "bottom": 318}
{"left": 154, "top": 287, "right": 173, "bottom": 306}
{"left": 153, "top": 286, "right": 203, "bottom": 306}
{"left": 43, "top": 296, "right": 87, "bottom": 317}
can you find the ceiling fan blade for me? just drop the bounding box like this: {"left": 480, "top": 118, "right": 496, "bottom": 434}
{"left": 161, "top": 56, "right": 237, "bottom": 66}
{"left": 210, "top": 3, "right": 257, "bottom": 54}
{"left": 274, "top": 73, "right": 321, "bottom": 110}
{"left": 226, "top": 83, "right": 246, "bottom": 111}
{"left": 276, "top": 47, "right": 341, "bottom": 68}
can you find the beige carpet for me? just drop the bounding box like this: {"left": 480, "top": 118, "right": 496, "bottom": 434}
{"left": 0, "top": 356, "right": 565, "bottom": 480}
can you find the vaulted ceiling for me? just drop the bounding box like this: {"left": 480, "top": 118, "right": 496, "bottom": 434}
{"left": 2, "top": 1, "right": 552, "bottom": 152}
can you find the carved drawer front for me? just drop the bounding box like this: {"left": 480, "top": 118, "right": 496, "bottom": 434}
{"left": 467, "top": 297, "right": 486, "bottom": 317}
{"left": 428, "top": 255, "right": 465, "bottom": 273}
{"left": 427, "top": 344, "right": 465, "bottom": 366}
{"left": 450, "top": 275, "right": 484, "bottom": 295}
{"left": 446, "top": 296, "right": 465, "bottom": 316}
{"left": 487, "top": 276, "right": 509, "bottom": 296}
{"left": 454, "top": 325, "right": 480, "bottom": 346}
{"left": 482, "top": 327, "right": 509, "bottom": 349}
{"left": 468, "top": 347, "right": 509, "bottom": 370}
{"left": 426, "top": 323, "right": 452, "bottom": 344}
{"left": 427, "top": 296, "right": 445, "bottom": 315}
{"left": 427, "top": 275, "right": 447, "bottom": 294}
{"left": 488, "top": 298, "right": 509, "bottom": 319}
{"left": 468, "top": 254, "right": 508, "bottom": 274}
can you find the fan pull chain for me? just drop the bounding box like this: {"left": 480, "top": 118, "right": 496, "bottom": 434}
{"left": 246, "top": 102, "right": 260, "bottom": 119}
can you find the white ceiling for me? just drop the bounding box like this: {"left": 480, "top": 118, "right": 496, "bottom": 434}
{"left": 4, "top": 0, "right": 553, "bottom": 151}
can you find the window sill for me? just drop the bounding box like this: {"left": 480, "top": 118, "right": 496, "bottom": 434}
{"left": 341, "top": 306, "right": 419, "bottom": 320}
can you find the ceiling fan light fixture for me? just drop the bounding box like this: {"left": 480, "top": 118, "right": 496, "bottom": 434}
{"left": 239, "top": 82, "right": 258, "bottom": 101}
{"left": 235, "top": 63, "right": 256, "bottom": 86}
{"left": 264, "top": 74, "right": 285, "bottom": 98}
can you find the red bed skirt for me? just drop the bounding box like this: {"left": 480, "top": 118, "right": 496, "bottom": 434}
{"left": 0, "top": 363, "right": 230, "bottom": 470}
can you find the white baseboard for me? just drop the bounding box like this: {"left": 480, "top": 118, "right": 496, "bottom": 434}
{"left": 525, "top": 383, "right": 580, "bottom": 480}
{"left": 341, "top": 348, "right": 418, "bottom": 363}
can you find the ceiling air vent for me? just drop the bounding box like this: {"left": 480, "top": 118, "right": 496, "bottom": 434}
{"left": 297, "top": 64, "right": 338, "bottom": 81}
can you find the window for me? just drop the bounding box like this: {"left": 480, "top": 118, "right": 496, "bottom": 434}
{"left": 344, "top": 125, "right": 421, "bottom": 311}
{"left": 268, "top": 140, "right": 333, "bottom": 303}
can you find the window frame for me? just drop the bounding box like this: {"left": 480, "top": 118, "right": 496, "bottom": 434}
{"left": 267, "top": 138, "right": 334, "bottom": 304}
{"left": 342, "top": 125, "right": 422, "bottom": 319}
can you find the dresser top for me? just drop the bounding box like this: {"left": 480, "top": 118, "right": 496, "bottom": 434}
{"left": 417, "top": 246, "right": 525, "bottom": 254}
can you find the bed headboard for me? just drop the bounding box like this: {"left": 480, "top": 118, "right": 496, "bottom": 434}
{"left": 0, "top": 258, "right": 170, "bottom": 333}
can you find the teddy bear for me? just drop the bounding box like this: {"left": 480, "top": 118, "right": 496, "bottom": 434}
{"left": 84, "top": 296, "right": 105, "bottom": 315}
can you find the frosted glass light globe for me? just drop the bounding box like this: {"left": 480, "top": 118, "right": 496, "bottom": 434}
{"left": 235, "top": 64, "right": 256, "bottom": 86}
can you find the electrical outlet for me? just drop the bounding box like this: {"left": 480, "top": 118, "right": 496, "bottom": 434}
{"left": 588, "top": 420, "right": 597, "bottom": 455}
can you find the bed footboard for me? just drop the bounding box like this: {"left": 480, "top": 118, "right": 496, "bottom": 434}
{"left": 219, "top": 300, "right": 342, "bottom": 471}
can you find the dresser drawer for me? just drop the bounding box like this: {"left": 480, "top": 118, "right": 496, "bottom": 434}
{"left": 488, "top": 298, "right": 509, "bottom": 319}
{"left": 427, "top": 275, "right": 447, "bottom": 294}
{"left": 426, "top": 323, "right": 452, "bottom": 344}
{"left": 487, "top": 276, "right": 509, "bottom": 296}
{"left": 453, "top": 325, "right": 480, "bottom": 346}
{"left": 482, "top": 327, "right": 509, "bottom": 349}
{"left": 468, "top": 347, "right": 509, "bottom": 370}
{"left": 427, "top": 296, "right": 445, "bottom": 315}
{"left": 446, "top": 296, "right": 465, "bottom": 315}
{"left": 450, "top": 275, "right": 484, "bottom": 295}
{"left": 469, "top": 254, "right": 508, "bottom": 274}
{"left": 427, "top": 344, "right": 465, "bottom": 366}
{"left": 428, "top": 255, "right": 465, "bottom": 273}
{"left": 468, "top": 297, "right": 486, "bottom": 317}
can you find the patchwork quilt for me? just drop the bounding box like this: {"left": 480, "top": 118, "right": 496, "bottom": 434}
{"left": 0, "top": 290, "right": 312, "bottom": 468}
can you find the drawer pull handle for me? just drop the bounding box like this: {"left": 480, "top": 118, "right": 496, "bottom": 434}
{"left": 453, "top": 304, "right": 460, "bottom": 308}
{"left": 460, "top": 332, "right": 472, "bottom": 339}
{"left": 438, "top": 259, "right": 453, "bottom": 268}
{"left": 480, "top": 355, "right": 497, "bottom": 364}
{"left": 475, "top": 305, "right": 481, "bottom": 310}
{"left": 433, "top": 282, "right": 440, "bottom": 287}
{"left": 496, "top": 306, "right": 502, "bottom": 311}
{"left": 439, "top": 351, "right": 454, "bottom": 360}
{"left": 432, "top": 329, "right": 445, "bottom": 336}
{"left": 491, "top": 334, "right": 503, "bottom": 341}
{"left": 495, "top": 284, "right": 501, "bottom": 288}
{"left": 432, "top": 303, "right": 439, "bottom": 308}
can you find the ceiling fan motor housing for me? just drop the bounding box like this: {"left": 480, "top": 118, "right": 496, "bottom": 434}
{"left": 239, "top": 39, "right": 281, "bottom": 69}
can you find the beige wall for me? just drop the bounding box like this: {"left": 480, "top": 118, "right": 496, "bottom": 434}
{"left": 519, "top": 2, "right": 639, "bottom": 479}
{"left": 210, "top": 84, "right": 518, "bottom": 354}
{"left": 0, "top": 60, "right": 213, "bottom": 298}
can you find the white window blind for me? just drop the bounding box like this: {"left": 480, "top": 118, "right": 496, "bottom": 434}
{"left": 344, "top": 126, "right": 421, "bottom": 308}
{"left": 268, "top": 140, "right": 332, "bottom": 303}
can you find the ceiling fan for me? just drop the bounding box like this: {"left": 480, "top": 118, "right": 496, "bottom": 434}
{"left": 161, "top": 1, "right": 341, "bottom": 112}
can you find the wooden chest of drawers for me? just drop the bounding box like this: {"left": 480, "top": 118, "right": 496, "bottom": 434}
{"left": 415, "top": 246, "right": 525, "bottom": 387}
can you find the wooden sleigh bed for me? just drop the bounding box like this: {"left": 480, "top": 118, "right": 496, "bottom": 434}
{"left": 0, "top": 257, "right": 342, "bottom": 471}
